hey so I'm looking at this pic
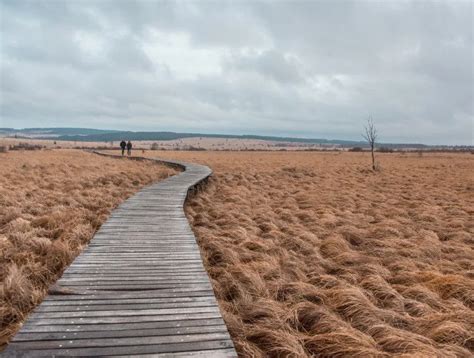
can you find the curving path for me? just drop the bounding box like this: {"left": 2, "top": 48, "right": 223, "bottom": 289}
{"left": 4, "top": 154, "right": 237, "bottom": 357}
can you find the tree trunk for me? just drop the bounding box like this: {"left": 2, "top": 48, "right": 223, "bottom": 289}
{"left": 371, "top": 145, "right": 375, "bottom": 170}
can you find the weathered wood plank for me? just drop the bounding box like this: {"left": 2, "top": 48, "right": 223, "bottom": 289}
{"left": 56, "top": 282, "right": 213, "bottom": 289}
{"left": 41, "top": 295, "right": 216, "bottom": 305}
{"left": 62, "top": 269, "right": 207, "bottom": 275}
{"left": 27, "top": 306, "right": 221, "bottom": 320}
{"left": 9, "top": 333, "right": 231, "bottom": 350}
{"left": 6, "top": 339, "right": 235, "bottom": 357}
{"left": 117, "top": 349, "right": 238, "bottom": 358}
{"left": 18, "top": 318, "right": 227, "bottom": 333}
{"left": 56, "top": 284, "right": 214, "bottom": 291}
{"left": 25, "top": 312, "right": 225, "bottom": 325}
{"left": 14, "top": 325, "right": 229, "bottom": 341}
{"left": 61, "top": 271, "right": 206, "bottom": 277}
{"left": 44, "top": 288, "right": 215, "bottom": 299}
{"left": 36, "top": 301, "right": 218, "bottom": 313}
{"left": 59, "top": 277, "right": 209, "bottom": 282}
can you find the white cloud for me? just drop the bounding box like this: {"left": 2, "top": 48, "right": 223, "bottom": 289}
{"left": 143, "top": 29, "right": 225, "bottom": 80}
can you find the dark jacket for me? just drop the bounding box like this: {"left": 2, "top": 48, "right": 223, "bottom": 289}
{"left": 120, "top": 141, "right": 126, "bottom": 149}
{"left": 127, "top": 141, "right": 132, "bottom": 149}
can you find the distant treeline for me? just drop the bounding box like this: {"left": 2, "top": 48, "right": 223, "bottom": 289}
{"left": 55, "top": 132, "right": 430, "bottom": 149}
{"left": 2, "top": 127, "right": 466, "bottom": 149}
{"left": 52, "top": 131, "right": 373, "bottom": 146}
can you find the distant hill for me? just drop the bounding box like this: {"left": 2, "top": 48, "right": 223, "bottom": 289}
{"left": 0, "top": 128, "right": 121, "bottom": 137}
{"left": 0, "top": 127, "right": 434, "bottom": 148}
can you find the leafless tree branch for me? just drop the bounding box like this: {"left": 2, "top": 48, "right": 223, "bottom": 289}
{"left": 363, "top": 117, "right": 378, "bottom": 170}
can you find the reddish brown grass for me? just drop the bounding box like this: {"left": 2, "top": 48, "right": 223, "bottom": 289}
{"left": 0, "top": 150, "right": 177, "bottom": 347}
{"left": 147, "top": 151, "right": 473, "bottom": 357}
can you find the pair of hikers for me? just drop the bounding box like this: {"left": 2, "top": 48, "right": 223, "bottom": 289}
{"left": 120, "top": 140, "right": 132, "bottom": 156}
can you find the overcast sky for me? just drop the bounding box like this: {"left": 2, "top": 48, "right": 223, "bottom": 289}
{"left": 0, "top": 0, "right": 472, "bottom": 144}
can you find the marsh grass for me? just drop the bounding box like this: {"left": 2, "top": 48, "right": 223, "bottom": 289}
{"left": 148, "top": 151, "right": 473, "bottom": 357}
{"left": 0, "top": 150, "right": 177, "bottom": 347}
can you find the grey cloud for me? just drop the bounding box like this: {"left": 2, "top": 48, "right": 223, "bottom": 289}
{"left": 225, "top": 50, "right": 305, "bottom": 84}
{"left": 0, "top": 0, "right": 472, "bottom": 144}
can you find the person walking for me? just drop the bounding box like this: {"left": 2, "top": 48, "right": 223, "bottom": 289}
{"left": 127, "top": 140, "right": 132, "bottom": 156}
{"left": 120, "top": 140, "right": 126, "bottom": 156}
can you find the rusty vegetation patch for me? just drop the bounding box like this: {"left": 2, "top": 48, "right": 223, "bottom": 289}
{"left": 149, "top": 151, "right": 473, "bottom": 357}
{"left": 0, "top": 150, "right": 177, "bottom": 347}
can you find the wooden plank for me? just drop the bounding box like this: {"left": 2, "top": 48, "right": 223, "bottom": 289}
{"left": 44, "top": 288, "right": 215, "bottom": 300}
{"left": 61, "top": 271, "right": 206, "bottom": 277}
{"left": 88, "top": 242, "right": 198, "bottom": 245}
{"left": 117, "top": 349, "right": 237, "bottom": 357}
{"left": 5, "top": 154, "right": 235, "bottom": 357}
{"left": 18, "top": 318, "right": 227, "bottom": 333}
{"left": 27, "top": 306, "right": 221, "bottom": 320}
{"left": 14, "top": 325, "right": 229, "bottom": 341}
{"left": 55, "top": 284, "right": 214, "bottom": 291}
{"left": 60, "top": 269, "right": 208, "bottom": 276}
{"left": 36, "top": 301, "right": 218, "bottom": 313}
{"left": 6, "top": 339, "right": 235, "bottom": 357}
{"left": 56, "top": 282, "right": 212, "bottom": 289}
{"left": 62, "top": 269, "right": 206, "bottom": 274}
{"left": 71, "top": 257, "right": 203, "bottom": 262}
{"left": 60, "top": 274, "right": 207, "bottom": 279}
{"left": 71, "top": 259, "right": 204, "bottom": 263}
{"left": 62, "top": 269, "right": 207, "bottom": 274}
{"left": 91, "top": 236, "right": 196, "bottom": 240}
{"left": 83, "top": 245, "right": 199, "bottom": 249}
{"left": 69, "top": 261, "right": 204, "bottom": 266}
{"left": 67, "top": 263, "right": 205, "bottom": 268}
{"left": 87, "top": 242, "right": 199, "bottom": 245}
{"left": 9, "top": 333, "right": 231, "bottom": 350}
{"left": 59, "top": 277, "right": 209, "bottom": 282}
{"left": 25, "top": 312, "right": 224, "bottom": 326}
{"left": 56, "top": 282, "right": 212, "bottom": 288}
{"left": 66, "top": 260, "right": 204, "bottom": 265}
{"left": 40, "top": 296, "right": 216, "bottom": 307}
{"left": 78, "top": 250, "right": 201, "bottom": 254}
{"left": 72, "top": 253, "right": 201, "bottom": 258}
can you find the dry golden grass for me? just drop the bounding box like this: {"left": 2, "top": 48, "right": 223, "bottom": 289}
{"left": 147, "top": 151, "right": 473, "bottom": 357}
{"left": 0, "top": 150, "right": 177, "bottom": 347}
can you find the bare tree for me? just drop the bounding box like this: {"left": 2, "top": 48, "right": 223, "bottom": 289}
{"left": 363, "top": 118, "right": 377, "bottom": 170}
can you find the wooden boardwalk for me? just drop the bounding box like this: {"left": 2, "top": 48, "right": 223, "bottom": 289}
{"left": 4, "top": 155, "right": 236, "bottom": 357}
